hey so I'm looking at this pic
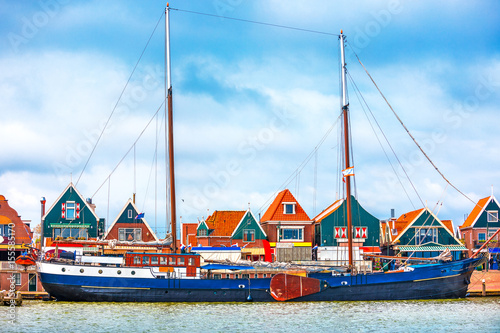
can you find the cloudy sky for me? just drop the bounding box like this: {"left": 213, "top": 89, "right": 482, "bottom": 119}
{"left": 1, "top": 0, "right": 499, "bottom": 237}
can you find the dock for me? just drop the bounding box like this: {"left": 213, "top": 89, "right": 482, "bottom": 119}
{"left": 467, "top": 270, "right": 500, "bottom": 297}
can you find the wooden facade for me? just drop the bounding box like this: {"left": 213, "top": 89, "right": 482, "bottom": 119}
{"left": 104, "top": 199, "right": 158, "bottom": 242}
{"left": 459, "top": 195, "right": 500, "bottom": 257}
{"left": 42, "top": 183, "right": 104, "bottom": 245}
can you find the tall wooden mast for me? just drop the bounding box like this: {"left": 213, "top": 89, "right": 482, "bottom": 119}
{"left": 165, "top": 3, "right": 177, "bottom": 252}
{"left": 340, "top": 31, "right": 353, "bottom": 268}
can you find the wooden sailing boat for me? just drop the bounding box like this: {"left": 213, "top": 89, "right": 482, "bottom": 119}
{"left": 37, "top": 8, "right": 488, "bottom": 301}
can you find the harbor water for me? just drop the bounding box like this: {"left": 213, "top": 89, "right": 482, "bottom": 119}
{"left": 3, "top": 298, "right": 500, "bottom": 332}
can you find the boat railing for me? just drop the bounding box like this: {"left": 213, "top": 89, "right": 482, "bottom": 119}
{"left": 0, "top": 262, "right": 36, "bottom": 271}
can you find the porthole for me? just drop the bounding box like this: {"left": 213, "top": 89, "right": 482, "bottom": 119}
{"left": 61, "top": 268, "right": 66, "bottom": 272}
{"left": 131, "top": 271, "right": 136, "bottom": 275}
{"left": 98, "top": 269, "right": 103, "bottom": 274}
{"left": 80, "top": 269, "right": 84, "bottom": 273}
{"left": 117, "top": 270, "right": 122, "bottom": 275}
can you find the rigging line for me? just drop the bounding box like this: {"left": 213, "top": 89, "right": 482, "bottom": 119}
{"left": 142, "top": 110, "right": 166, "bottom": 217}
{"left": 90, "top": 99, "right": 166, "bottom": 199}
{"left": 347, "top": 42, "right": 479, "bottom": 208}
{"left": 258, "top": 116, "right": 340, "bottom": 214}
{"left": 75, "top": 11, "right": 165, "bottom": 187}
{"left": 170, "top": 7, "right": 339, "bottom": 37}
{"left": 346, "top": 70, "right": 416, "bottom": 209}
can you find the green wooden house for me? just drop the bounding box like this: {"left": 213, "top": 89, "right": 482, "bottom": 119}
{"left": 313, "top": 196, "right": 381, "bottom": 250}
{"left": 42, "top": 183, "right": 104, "bottom": 245}
{"left": 386, "top": 207, "right": 466, "bottom": 260}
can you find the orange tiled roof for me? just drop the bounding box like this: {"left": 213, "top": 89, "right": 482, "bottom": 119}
{"left": 204, "top": 210, "right": 246, "bottom": 237}
{"left": 313, "top": 199, "right": 343, "bottom": 223}
{"left": 261, "top": 189, "right": 311, "bottom": 222}
{"left": 441, "top": 220, "right": 454, "bottom": 234}
{"left": 393, "top": 208, "right": 424, "bottom": 237}
{"left": 460, "top": 196, "right": 490, "bottom": 229}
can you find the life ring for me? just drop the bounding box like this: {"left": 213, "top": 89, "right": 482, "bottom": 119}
{"left": 44, "top": 252, "right": 53, "bottom": 261}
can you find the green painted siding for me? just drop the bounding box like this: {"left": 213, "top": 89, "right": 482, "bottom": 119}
{"left": 319, "top": 196, "right": 380, "bottom": 247}
{"left": 197, "top": 222, "right": 209, "bottom": 236}
{"left": 232, "top": 212, "right": 266, "bottom": 241}
{"left": 43, "top": 185, "right": 102, "bottom": 238}
{"left": 397, "top": 211, "right": 461, "bottom": 246}
{"left": 116, "top": 203, "right": 142, "bottom": 224}
{"left": 473, "top": 200, "right": 500, "bottom": 229}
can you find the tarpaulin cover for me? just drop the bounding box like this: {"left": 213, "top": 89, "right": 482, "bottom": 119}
{"left": 200, "top": 264, "right": 255, "bottom": 270}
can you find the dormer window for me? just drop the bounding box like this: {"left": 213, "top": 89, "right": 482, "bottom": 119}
{"left": 487, "top": 211, "right": 498, "bottom": 223}
{"left": 283, "top": 203, "right": 296, "bottom": 215}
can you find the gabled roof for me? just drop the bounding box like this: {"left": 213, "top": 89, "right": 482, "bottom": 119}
{"left": 261, "top": 189, "right": 311, "bottom": 222}
{"left": 313, "top": 199, "right": 343, "bottom": 223}
{"left": 42, "top": 182, "right": 99, "bottom": 221}
{"left": 231, "top": 210, "right": 267, "bottom": 238}
{"left": 459, "top": 196, "right": 499, "bottom": 229}
{"left": 204, "top": 210, "right": 246, "bottom": 237}
{"left": 391, "top": 207, "right": 459, "bottom": 244}
{"left": 104, "top": 198, "right": 158, "bottom": 241}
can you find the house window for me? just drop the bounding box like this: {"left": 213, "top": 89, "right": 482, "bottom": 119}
{"left": 283, "top": 203, "right": 296, "bottom": 214}
{"left": 13, "top": 273, "right": 21, "bottom": 285}
{"left": 487, "top": 211, "right": 498, "bottom": 222}
{"left": 198, "top": 229, "right": 207, "bottom": 236}
{"left": 488, "top": 229, "right": 498, "bottom": 239}
{"left": 128, "top": 209, "right": 133, "bottom": 219}
{"left": 118, "top": 228, "right": 142, "bottom": 241}
{"left": 66, "top": 202, "right": 76, "bottom": 220}
{"left": 59, "top": 228, "right": 88, "bottom": 239}
{"left": 243, "top": 229, "right": 255, "bottom": 242}
{"left": 0, "top": 225, "right": 12, "bottom": 237}
{"left": 416, "top": 228, "right": 438, "bottom": 244}
{"left": 478, "top": 233, "right": 486, "bottom": 242}
{"left": 280, "top": 228, "right": 303, "bottom": 241}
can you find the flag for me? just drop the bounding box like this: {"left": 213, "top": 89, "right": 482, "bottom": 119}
{"left": 313, "top": 245, "right": 318, "bottom": 250}
{"left": 231, "top": 243, "right": 239, "bottom": 247}
{"left": 135, "top": 212, "right": 145, "bottom": 219}
{"left": 342, "top": 166, "right": 354, "bottom": 177}
{"left": 180, "top": 244, "right": 186, "bottom": 250}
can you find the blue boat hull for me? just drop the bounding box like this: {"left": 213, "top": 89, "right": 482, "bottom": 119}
{"left": 38, "top": 257, "right": 484, "bottom": 302}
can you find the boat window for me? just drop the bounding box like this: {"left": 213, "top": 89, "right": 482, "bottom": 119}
{"left": 188, "top": 257, "right": 195, "bottom": 266}
{"left": 254, "top": 274, "right": 258, "bottom": 278}
{"left": 263, "top": 274, "right": 267, "bottom": 278}
{"left": 177, "top": 257, "right": 185, "bottom": 265}
{"left": 142, "top": 256, "right": 149, "bottom": 265}
{"left": 151, "top": 257, "right": 159, "bottom": 265}
{"left": 225, "top": 274, "right": 230, "bottom": 279}
{"left": 133, "top": 256, "right": 141, "bottom": 265}
{"left": 160, "top": 257, "right": 166, "bottom": 265}
{"left": 169, "top": 257, "right": 175, "bottom": 265}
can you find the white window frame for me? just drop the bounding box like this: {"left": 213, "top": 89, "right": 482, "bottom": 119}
{"left": 243, "top": 229, "right": 255, "bottom": 242}
{"left": 128, "top": 209, "right": 133, "bottom": 219}
{"left": 282, "top": 202, "right": 296, "bottom": 215}
{"left": 488, "top": 229, "right": 498, "bottom": 239}
{"left": 118, "top": 228, "right": 142, "bottom": 241}
{"left": 487, "top": 210, "right": 498, "bottom": 223}
{"left": 416, "top": 228, "right": 438, "bottom": 244}
{"left": 279, "top": 226, "right": 304, "bottom": 242}
{"left": 13, "top": 273, "right": 21, "bottom": 285}
{"left": 66, "top": 201, "right": 76, "bottom": 220}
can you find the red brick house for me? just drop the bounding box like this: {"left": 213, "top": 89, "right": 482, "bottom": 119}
{"left": 0, "top": 195, "right": 43, "bottom": 292}
{"left": 260, "top": 189, "right": 314, "bottom": 261}
{"left": 459, "top": 195, "right": 500, "bottom": 257}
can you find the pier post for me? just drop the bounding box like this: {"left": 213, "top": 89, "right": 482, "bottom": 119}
{"left": 482, "top": 279, "right": 486, "bottom": 296}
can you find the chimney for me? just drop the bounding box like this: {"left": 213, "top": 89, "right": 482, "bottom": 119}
{"left": 86, "top": 198, "right": 96, "bottom": 212}
{"left": 390, "top": 209, "right": 395, "bottom": 219}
